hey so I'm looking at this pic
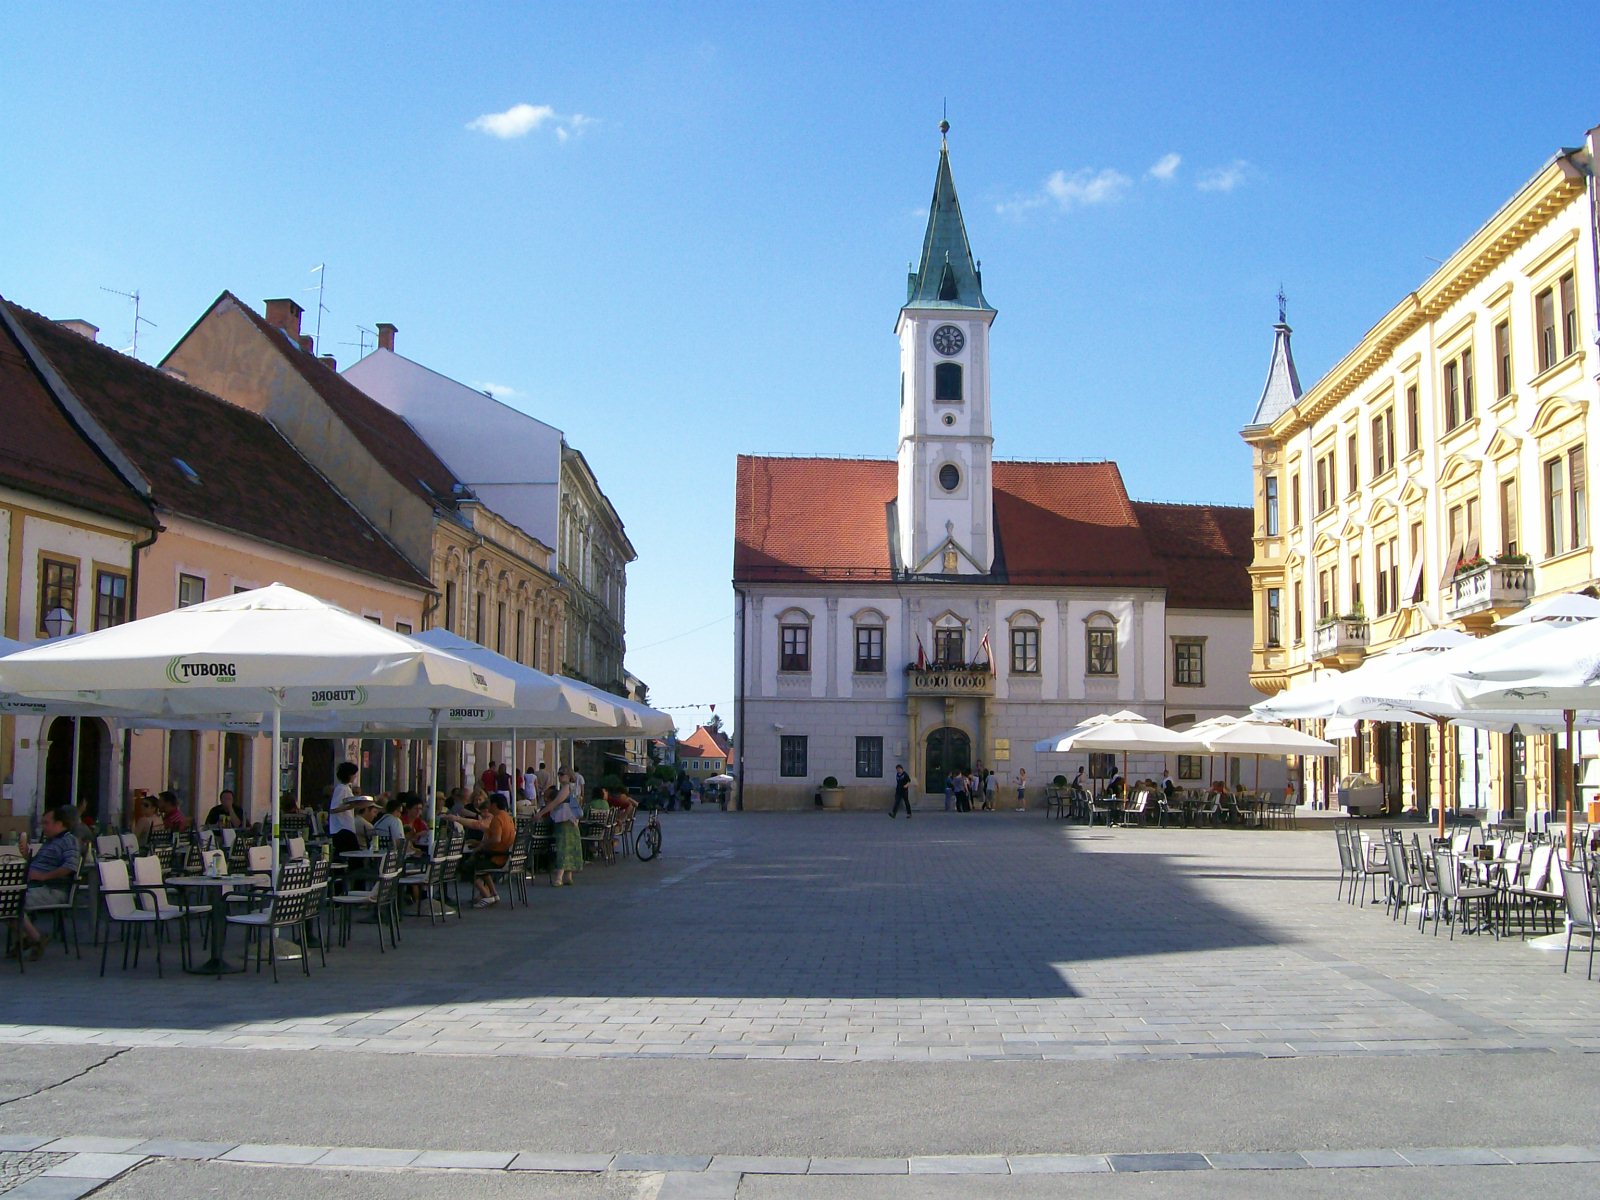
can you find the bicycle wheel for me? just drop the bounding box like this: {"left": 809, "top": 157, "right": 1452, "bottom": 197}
{"left": 637, "top": 823, "right": 661, "bottom": 862}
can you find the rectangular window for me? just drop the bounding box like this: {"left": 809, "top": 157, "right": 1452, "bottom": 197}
{"left": 1266, "top": 587, "right": 1281, "bottom": 647}
{"left": 933, "top": 627, "right": 964, "bottom": 667}
{"left": 443, "top": 581, "right": 456, "bottom": 632}
{"left": 1371, "top": 409, "right": 1394, "bottom": 477}
{"left": 1409, "top": 521, "right": 1426, "bottom": 602}
{"left": 1500, "top": 477, "right": 1519, "bottom": 558}
{"left": 854, "top": 625, "right": 884, "bottom": 673}
{"left": 1560, "top": 271, "right": 1578, "bottom": 359}
{"left": 854, "top": 736, "right": 883, "bottom": 778}
{"left": 92, "top": 569, "right": 128, "bottom": 630}
{"left": 515, "top": 610, "right": 525, "bottom": 662}
{"left": 1443, "top": 359, "right": 1458, "bottom": 429}
{"left": 176, "top": 572, "right": 205, "bottom": 609}
{"left": 496, "top": 601, "right": 506, "bottom": 654}
{"left": 37, "top": 557, "right": 78, "bottom": 636}
{"left": 1174, "top": 640, "right": 1204, "bottom": 686}
{"left": 1537, "top": 285, "right": 1558, "bottom": 372}
{"left": 1347, "top": 433, "right": 1359, "bottom": 492}
{"left": 1293, "top": 589, "right": 1303, "bottom": 643}
{"left": 1315, "top": 456, "right": 1330, "bottom": 513}
{"left": 1086, "top": 627, "right": 1117, "bottom": 676}
{"left": 1375, "top": 541, "right": 1391, "bottom": 617}
{"left": 780, "top": 624, "right": 810, "bottom": 672}
{"left": 1545, "top": 455, "right": 1566, "bottom": 557}
{"left": 779, "top": 735, "right": 808, "bottom": 777}
{"left": 395, "top": 621, "right": 413, "bottom": 635}
{"left": 1177, "top": 755, "right": 1203, "bottom": 781}
{"left": 1349, "top": 553, "right": 1362, "bottom": 612}
{"left": 475, "top": 593, "right": 486, "bottom": 644}
{"left": 1570, "top": 445, "right": 1587, "bottom": 550}
{"left": 1290, "top": 471, "right": 1301, "bottom": 527}
{"left": 1264, "top": 476, "right": 1279, "bottom": 535}
{"left": 1494, "top": 319, "right": 1512, "bottom": 398}
{"left": 1405, "top": 383, "right": 1420, "bottom": 453}
{"left": 1461, "top": 346, "right": 1475, "bottom": 421}
{"left": 1010, "top": 627, "right": 1040, "bottom": 674}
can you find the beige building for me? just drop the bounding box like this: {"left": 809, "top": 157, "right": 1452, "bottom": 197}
{"left": 162, "top": 294, "right": 567, "bottom": 793}
{"left": 1243, "top": 125, "right": 1600, "bottom": 822}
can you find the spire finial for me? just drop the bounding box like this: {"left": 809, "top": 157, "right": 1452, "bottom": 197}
{"left": 940, "top": 100, "right": 949, "bottom": 143}
{"left": 1277, "top": 285, "right": 1287, "bottom": 324}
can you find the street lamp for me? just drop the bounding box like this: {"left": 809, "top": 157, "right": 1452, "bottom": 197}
{"left": 42, "top": 606, "right": 74, "bottom": 639}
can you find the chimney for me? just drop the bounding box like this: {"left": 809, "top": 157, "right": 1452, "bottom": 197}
{"left": 298, "top": 334, "right": 314, "bottom": 354}
{"left": 376, "top": 322, "right": 397, "bottom": 353}
{"left": 263, "top": 298, "right": 304, "bottom": 341}
{"left": 317, "top": 353, "right": 337, "bottom": 370}
{"left": 57, "top": 319, "right": 99, "bottom": 342}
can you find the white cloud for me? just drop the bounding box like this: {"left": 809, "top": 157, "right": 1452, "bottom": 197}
{"left": 1197, "top": 160, "right": 1251, "bottom": 193}
{"left": 1147, "top": 152, "right": 1181, "bottom": 182}
{"left": 467, "top": 103, "right": 595, "bottom": 142}
{"left": 998, "top": 166, "right": 1132, "bottom": 216}
{"left": 474, "top": 381, "right": 521, "bottom": 400}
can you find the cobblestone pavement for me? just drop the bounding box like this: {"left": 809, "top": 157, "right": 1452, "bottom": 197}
{"left": 1, "top": 812, "right": 1597, "bottom": 1062}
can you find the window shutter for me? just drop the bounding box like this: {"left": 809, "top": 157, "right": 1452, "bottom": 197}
{"left": 1439, "top": 525, "right": 1465, "bottom": 592}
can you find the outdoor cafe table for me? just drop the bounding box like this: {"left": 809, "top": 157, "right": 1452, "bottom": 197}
{"left": 165, "top": 874, "right": 267, "bottom": 976}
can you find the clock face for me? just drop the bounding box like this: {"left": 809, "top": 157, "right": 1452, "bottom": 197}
{"left": 932, "top": 324, "right": 965, "bottom": 356}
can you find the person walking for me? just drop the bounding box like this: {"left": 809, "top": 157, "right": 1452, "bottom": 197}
{"left": 953, "top": 770, "right": 971, "bottom": 813}
{"left": 943, "top": 772, "right": 956, "bottom": 812}
{"left": 1015, "top": 768, "right": 1028, "bottom": 812}
{"left": 890, "top": 764, "right": 913, "bottom": 818}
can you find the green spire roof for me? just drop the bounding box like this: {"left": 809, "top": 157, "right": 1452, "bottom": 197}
{"left": 905, "top": 133, "right": 993, "bottom": 312}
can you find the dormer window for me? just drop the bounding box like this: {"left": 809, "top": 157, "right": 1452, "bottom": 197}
{"left": 938, "top": 262, "right": 959, "bottom": 302}
{"left": 935, "top": 363, "right": 962, "bottom": 403}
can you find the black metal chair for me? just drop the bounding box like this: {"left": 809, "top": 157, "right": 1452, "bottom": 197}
{"left": 225, "top": 859, "right": 316, "bottom": 981}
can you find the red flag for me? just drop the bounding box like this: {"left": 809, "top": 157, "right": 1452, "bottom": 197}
{"left": 915, "top": 634, "right": 927, "bottom": 671}
{"left": 980, "top": 629, "right": 994, "bottom": 672}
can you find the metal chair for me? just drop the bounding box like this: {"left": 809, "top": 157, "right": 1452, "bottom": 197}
{"left": 1558, "top": 858, "right": 1598, "bottom": 980}
{"left": 0, "top": 860, "right": 28, "bottom": 972}
{"left": 225, "top": 859, "right": 316, "bottom": 982}
{"left": 97, "top": 858, "right": 187, "bottom": 977}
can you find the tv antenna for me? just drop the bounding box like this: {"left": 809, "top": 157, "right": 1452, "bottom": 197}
{"left": 306, "top": 263, "right": 331, "bottom": 351}
{"left": 99, "top": 286, "right": 155, "bottom": 359}
{"left": 340, "top": 325, "right": 376, "bottom": 359}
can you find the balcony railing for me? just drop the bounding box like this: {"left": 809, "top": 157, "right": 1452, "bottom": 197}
{"left": 1312, "top": 617, "right": 1369, "bottom": 663}
{"left": 904, "top": 665, "right": 995, "bottom": 697}
{"left": 1448, "top": 561, "right": 1533, "bottom": 621}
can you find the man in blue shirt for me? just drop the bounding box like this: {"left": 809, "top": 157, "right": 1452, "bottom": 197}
{"left": 19, "top": 805, "right": 79, "bottom": 957}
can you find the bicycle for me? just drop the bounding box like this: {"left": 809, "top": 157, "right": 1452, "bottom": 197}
{"left": 635, "top": 807, "right": 662, "bottom": 862}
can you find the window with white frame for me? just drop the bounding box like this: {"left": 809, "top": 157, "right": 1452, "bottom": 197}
{"left": 853, "top": 613, "right": 885, "bottom": 673}
{"left": 1085, "top": 616, "right": 1117, "bottom": 676}
{"left": 779, "top": 611, "right": 812, "bottom": 672}
{"left": 1008, "top": 612, "right": 1040, "bottom": 675}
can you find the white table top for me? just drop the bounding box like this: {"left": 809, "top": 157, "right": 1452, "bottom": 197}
{"left": 166, "top": 874, "right": 266, "bottom": 887}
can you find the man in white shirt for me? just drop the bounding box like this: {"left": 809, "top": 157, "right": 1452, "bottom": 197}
{"left": 328, "top": 761, "right": 364, "bottom": 854}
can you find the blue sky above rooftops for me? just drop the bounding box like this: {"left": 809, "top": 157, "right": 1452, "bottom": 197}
{"left": 3, "top": 1, "right": 1598, "bottom": 725}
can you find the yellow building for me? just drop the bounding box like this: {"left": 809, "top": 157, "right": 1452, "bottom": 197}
{"left": 1243, "top": 125, "right": 1600, "bottom": 822}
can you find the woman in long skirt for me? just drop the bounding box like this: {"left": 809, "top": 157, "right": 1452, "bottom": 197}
{"left": 539, "top": 769, "right": 584, "bottom": 886}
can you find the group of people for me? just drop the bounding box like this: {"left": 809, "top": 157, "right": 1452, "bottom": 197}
{"left": 939, "top": 765, "right": 1028, "bottom": 813}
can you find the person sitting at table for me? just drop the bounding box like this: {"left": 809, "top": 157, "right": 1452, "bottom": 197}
{"left": 445, "top": 787, "right": 468, "bottom": 818}
{"left": 401, "top": 794, "right": 429, "bottom": 843}
{"left": 205, "top": 789, "right": 242, "bottom": 829}
{"left": 444, "top": 794, "right": 516, "bottom": 908}
{"left": 1161, "top": 773, "right": 1176, "bottom": 800}
{"left": 603, "top": 782, "right": 638, "bottom": 824}
{"left": 1106, "top": 772, "right": 1125, "bottom": 799}
{"left": 158, "top": 790, "right": 190, "bottom": 832}
{"left": 13, "top": 805, "right": 79, "bottom": 960}
{"left": 372, "top": 797, "right": 409, "bottom": 851}
{"left": 465, "top": 785, "right": 490, "bottom": 818}
{"left": 131, "top": 793, "right": 161, "bottom": 845}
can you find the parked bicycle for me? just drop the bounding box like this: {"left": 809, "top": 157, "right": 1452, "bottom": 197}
{"left": 635, "top": 807, "right": 662, "bottom": 862}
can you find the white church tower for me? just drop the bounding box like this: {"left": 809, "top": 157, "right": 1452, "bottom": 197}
{"left": 895, "top": 121, "right": 997, "bottom": 577}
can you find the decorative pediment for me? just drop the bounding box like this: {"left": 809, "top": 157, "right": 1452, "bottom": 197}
{"left": 1398, "top": 478, "right": 1429, "bottom": 506}
{"left": 1338, "top": 517, "right": 1364, "bottom": 543}
{"left": 1312, "top": 532, "right": 1340, "bottom": 557}
{"left": 1284, "top": 550, "right": 1304, "bottom": 571}
{"left": 1437, "top": 453, "right": 1479, "bottom": 489}
{"left": 1365, "top": 497, "right": 1399, "bottom": 526}
{"left": 1484, "top": 428, "right": 1521, "bottom": 460}
{"left": 1530, "top": 394, "right": 1588, "bottom": 439}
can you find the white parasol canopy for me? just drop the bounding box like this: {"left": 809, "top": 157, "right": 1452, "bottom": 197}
{"left": 0, "top": 584, "right": 516, "bottom": 875}
{"left": 1201, "top": 719, "right": 1336, "bottom": 757}
{"left": 1494, "top": 591, "right": 1600, "bottom": 627}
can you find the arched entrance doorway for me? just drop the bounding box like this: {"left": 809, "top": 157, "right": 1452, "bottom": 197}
{"left": 44, "top": 717, "right": 108, "bottom": 817}
{"left": 301, "top": 738, "right": 338, "bottom": 809}
{"left": 924, "top": 726, "right": 971, "bottom": 795}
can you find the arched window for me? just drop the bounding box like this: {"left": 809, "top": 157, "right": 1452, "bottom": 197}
{"left": 1085, "top": 611, "right": 1117, "bottom": 677}
{"left": 852, "top": 608, "right": 886, "bottom": 674}
{"left": 1008, "top": 611, "right": 1041, "bottom": 675}
{"left": 935, "top": 362, "right": 963, "bottom": 402}
{"left": 778, "top": 608, "right": 813, "bottom": 673}
{"left": 932, "top": 612, "right": 967, "bottom": 668}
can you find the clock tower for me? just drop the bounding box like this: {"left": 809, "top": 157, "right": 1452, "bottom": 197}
{"left": 896, "top": 122, "right": 997, "bottom": 577}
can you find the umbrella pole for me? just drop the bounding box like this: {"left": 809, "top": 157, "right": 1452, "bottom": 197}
{"left": 1565, "top": 708, "right": 1576, "bottom": 856}
{"left": 69, "top": 720, "right": 82, "bottom": 825}
{"left": 429, "top": 710, "right": 441, "bottom": 850}
{"left": 1253, "top": 753, "right": 1260, "bottom": 794}
{"left": 271, "top": 705, "right": 282, "bottom": 886}
{"left": 1435, "top": 717, "right": 1448, "bottom": 841}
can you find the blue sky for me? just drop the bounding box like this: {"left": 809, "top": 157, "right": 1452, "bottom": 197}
{"left": 4, "top": 2, "right": 1599, "bottom": 731}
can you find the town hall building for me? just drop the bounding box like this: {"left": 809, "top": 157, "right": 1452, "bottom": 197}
{"left": 731, "top": 128, "right": 1258, "bottom": 808}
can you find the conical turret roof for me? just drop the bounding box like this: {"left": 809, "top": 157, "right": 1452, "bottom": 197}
{"left": 904, "top": 131, "right": 993, "bottom": 312}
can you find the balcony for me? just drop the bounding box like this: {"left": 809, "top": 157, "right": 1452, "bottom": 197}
{"left": 1312, "top": 616, "right": 1369, "bottom": 666}
{"left": 1447, "top": 560, "right": 1533, "bottom": 628}
{"left": 904, "top": 665, "right": 995, "bottom": 698}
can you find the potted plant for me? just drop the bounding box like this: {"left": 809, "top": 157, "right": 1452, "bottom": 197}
{"left": 1453, "top": 553, "right": 1490, "bottom": 576}
{"left": 819, "top": 775, "right": 844, "bottom": 810}
{"left": 1494, "top": 551, "right": 1530, "bottom": 566}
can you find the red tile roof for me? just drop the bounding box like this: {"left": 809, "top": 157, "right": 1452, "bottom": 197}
{"left": 733, "top": 455, "right": 1250, "bottom": 608}
{"left": 204, "top": 293, "right": 461, "bottom": 510}
{"left": 1131, "top": 501, "right": 1254, "bottom": 610}
{"left": 678, "top": 726, "right": 729, "bottom": 760}
{"left": 0, "top": 301, "right": 155, "bottom": 527}
{"left": 11, "top": 306, "right": 430, "bottom": 590}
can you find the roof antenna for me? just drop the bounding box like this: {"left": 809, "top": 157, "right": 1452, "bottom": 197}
{"left": 340, "top": 325, "right": 376, "bottom": 359}
{"left": 99, "top": 286, "right": 155, "bottom": 359}
{"left": 1277, "top": 285, "right": 1287, "bottom": 324}
{"left": 306, "top": 263, "right": 330, "bottom": 352}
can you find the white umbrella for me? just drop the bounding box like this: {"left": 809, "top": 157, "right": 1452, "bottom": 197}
{"left": 1495, "top": 591, "right": 1600, "bottom": 627}
{"left": 0, "top": 584, "right": 515, "bottom": 876}
{"left": 1203, "top": 718, "right": 1337, "bottom": 797}
{"left": 1036, "top": 710, "right": 1200, "bottom": 794}
{"left": 705, "top": 773, "right": 736, "bottom": 785}
{"left": 1033, "top": 710, "right": 1124, "bottom": 753}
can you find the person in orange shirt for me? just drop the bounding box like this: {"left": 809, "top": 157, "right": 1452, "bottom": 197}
{"left": 444, "top": 794, "right": 516, "bottom": 908}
